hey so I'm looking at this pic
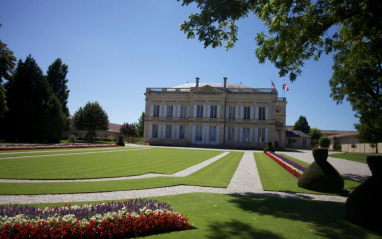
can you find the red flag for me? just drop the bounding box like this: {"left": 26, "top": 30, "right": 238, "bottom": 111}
{"left": 271, "top": 80, "right": 275, "bottom": 88}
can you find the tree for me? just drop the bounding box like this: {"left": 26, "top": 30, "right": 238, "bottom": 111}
{"left": 73, "top": 101, "right": 109, "bottom": 142}
{"left": 179, "top": 0, "right": 382, "bottom": 143}
{"left": 293, "top": 116, "right": 311, "bottom": 134}
{"left": 4, "top": 55, "right": 65, "bottom": 142}
{"left": 355, "top": 111, "right": 382, "bottom": 153}
{"left": 136, "top": 112, "right": 145, "bottom": 137}
{"left": 0, "top": 25, "right": 17, "bottom": 118}
{"left": 120, "top": 122, "right": 137, "bottom": 143}
{"left": 46, "top": 58, "right": 70, "bottom": 116}
{"left": 309, "top": 128, "right": 323, "bottom": 147}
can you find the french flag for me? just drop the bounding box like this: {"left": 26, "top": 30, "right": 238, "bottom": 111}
{"left": 271, "top": 80, "right": 275, "bottom": 88}
{"left": 283, "top": 82, "right": 289, "bottom": 91}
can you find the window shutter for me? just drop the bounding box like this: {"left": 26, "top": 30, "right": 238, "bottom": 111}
{"left": 150, "top": 105, "right": 154, "bottom": 117}
{"left": 234, "top": 127, "right": 238, "bottom": 142}
{"left": 225, "top": 127, "right": 228, "bottom": 141}
{"left": 193, "top": 105, "right": 197, "bottom": 117}
{"left": 249, "top": 127, "right": 253, "bottom": 142}
{"left": 216, "top": 126, "right": 220, "bottom": 145}
{"left": 217, "top": 105, "right": 220, "bottom": 118}
{"left": 149, "top": 124, "right": 153, "bottom": 138}
{"left": 240, "top": 127, "right": 243, "bottom": 142}
{"left": 164, "top": 105, "right": 167, "bottom": 117}
{"left": 255, "top": 128, "right": 258, "bottom": 142}
{"left": 250, "top": 106, "right": 254, "bottom": 119}
{"left": 172, "top": 125, "right": 175, "bottom": 139}
{"left": 240, "top": 106, "right": 244, "bottom": 119}
{"left": 255, "top": 107, "right": 259, "bottom": 119}
{"left": 205, "top": 105, "right": 209, "bottom": 118}
{"left": 206, "top": 126, "right": 210, "bottom": 144}
{"left": 185, "top": 126, "right": 188, "bottom": 140}
{"left": 235, "top": 106, "right": 239, "bottom": 119}
{"left": 202, "top": 126, "right": 206, "bottom": 143}
{"left": 158, "top": 125, "right": 162, "bottom": 138}
{"left": 158, "top": 105, "right": 162, "bottom": 117}
{"left": 226, "top": 106, "right": 229, "bottom": 118}
{"left": 192, "top": 126, "right": 196, "bottom": 144}
{"left": 265, "top": 107, "right": 269, "bottom": 120}
{"left": 265, "top": 128, "right": 269, "bottom": 142}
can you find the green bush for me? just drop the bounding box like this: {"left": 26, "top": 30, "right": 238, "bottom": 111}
{"left": 297, "top": 161, "right": 344, "bottom": 192}
{"left": 345, "top": 156, "right": 382, "bottom": 232}
{"left": 318, "top": 136, "right": 331, "bottom": 148}
{"left": 116, "top": 136, "right": 125, "bottom": 146}
{"left": 312, "top": 148, "right": 328, "bottom": 164}
{"left": 263, "top": 142, "right": 275, "bottom": 152}
{"left": 67, "top": 135, "right": 76, "bottom": 143}
{"left": 274, "top": 141, "right": 279, "bottom": 149}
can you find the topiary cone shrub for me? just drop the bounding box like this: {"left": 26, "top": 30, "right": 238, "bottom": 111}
{"left": 345, "top": 156, "right": 382, "bottom": 232}
{"left": 263, "top": 142, "right": 275, "bottom": 152}
{"left": 297, "top": 148, "right": 344, "bottom": 192}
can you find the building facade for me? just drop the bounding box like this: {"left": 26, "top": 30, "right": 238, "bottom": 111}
{"left": 143, "top": 78, "right": 287, "bottom": 149}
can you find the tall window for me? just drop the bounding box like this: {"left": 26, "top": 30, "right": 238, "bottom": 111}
{"left": 209, "top": 126, "right": 217, "bottom": 142}
{"left": 210, "top": 105, "right": 217, "bottom": 118}
{"left": 166, "top": 105, "right": 173, "bottom": 117}
{"left": 243, "top": 128, "right": 250, "bottom": 142}
{"left": 196, "top": 105, "right": 203, "bottom": 118}
{"left": 258, "top": 107, "right": 265, "bottom": 120}
{"left": 195, "top": 126, "right": 203, "bottom": 141}
{"left": 287, "top": 138, "right": 293, "bottom": 146}
{"left": 165, "top": 125, "right": 172, "bottom": 139}
{"left": 153, "top": 105, "right": 160, "bottom": 117}
{"left": 179, "top": 126, "right": 186, "bottom": 139}
{"left": 228, "top": 127, "right": 235, "bottom": 141}
{"left": 258, "top": 128, "right": 266, "bottom": 142}
{"left": 180, "top": 106, "right": 187, "bottom": 118}
{"left": 228, "top": 106, "right": 235, "bottom": 119}
{"left": 152, "top": 125, "right": 159, "bottom": 138}
{"left": 243, "top": 107, "right": 251, "bottom": 119}
{"left": 302, "top": 139, "right": 307, "bottom": 146}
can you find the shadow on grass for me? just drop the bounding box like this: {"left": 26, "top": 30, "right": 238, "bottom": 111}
{"left": 207, "top": 219, "right": 284, "bottom": 239}
{"left": 228, "top": 194, "right": 381, "bottom": 239}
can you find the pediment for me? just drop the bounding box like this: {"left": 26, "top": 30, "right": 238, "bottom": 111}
{"left": 191, "top": 85, "right": 226, "bottom": 95}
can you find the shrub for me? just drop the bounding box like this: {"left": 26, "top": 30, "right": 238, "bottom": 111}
{"left": 274, "top": 141, "right": 279, "bottom": 149}
{"left": 318, "top": 136, "right": 330, "bottom": 148}
{"left": 345, "top": 156, "right": 382, "bottom": 232}
{"left": 67, "top": 134, "right": 76, "bottom": 143}
{"left": 312, "top": 148, "right": 328, "bottom": 164}
{"left": 116, "top": 135, "right": 125, "bottom": 146}
{"left": 263, "top": 142, "right": 275, "bottom": 152}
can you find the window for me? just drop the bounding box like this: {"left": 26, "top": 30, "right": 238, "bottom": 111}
{"left": 302, "top": 139, "right": 307, "bottom": 146}
{"left": 210, "top": 105, "right": 217, "bottom": 118}
{"left": 196, "top": 105, "right": 203, "bottom": 118}
{"left": 287, "top": 138, "right": 293, "bottom": 146}
{"left": 209, "top": 126, "right": 217, "bottom": 142}
{"left": 165, "top": 125, "right": 172, "bottom": 139}
{"left": 180, "top": 106, "right": 187, "bottom": 118}
{"left": 153, "top": 105, "right": 160, "bottom": 117}
{"left": 152, "top": 125, "right": 159, "bottom": 138}
{"left": 258, "top": 107, "right": 265, "bottom": 120}
{"left": 228, "top": 127, "right": 235, "bottom": 141}
{"left": 179, "top": 126, "right": 186, "bottom": 139}
{"left": 228, "top": 106, "right": 235, "bottom": 119}
{"left": 195, "top": 126, "right": 203, "bottom": 142}
{"left": 243, "top": 107, "right": 251, "bottom": 119}
{"left": 243, "top": 128, "right": 250, "bottom": 142}
{"left": 258, "top": 128, "right": 266, "bottom": 142}
{"left": 166, "top": 105, "right": 173, "bottom": 117}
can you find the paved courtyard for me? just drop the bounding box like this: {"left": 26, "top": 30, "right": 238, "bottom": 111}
{"left": 0, "top": 148, "right": 371, "bottom": 204}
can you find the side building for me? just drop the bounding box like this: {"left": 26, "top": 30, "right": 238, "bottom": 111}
{"left": 143, "top": 78, "right": 287, "bottom": 149}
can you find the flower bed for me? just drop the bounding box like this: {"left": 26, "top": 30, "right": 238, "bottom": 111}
{"left": 0, "top": 144, "right": 119, "bottom": 151}
{"left": 264, "top": 151, "right": 306, "bottom": 178}
{"left": 0, "top": 199, "right": 190, "bottom": 238}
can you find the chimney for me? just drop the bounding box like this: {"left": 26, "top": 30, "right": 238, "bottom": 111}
{"left": 223, "top": 77, "right": 227, "bottom": 89}
{"left": 196, "top": 77, "right": 200, "bottom": 88}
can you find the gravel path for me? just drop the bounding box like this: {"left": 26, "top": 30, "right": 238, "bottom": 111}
{"left": 0, "top": 150, "right": 353, "bottom": 204}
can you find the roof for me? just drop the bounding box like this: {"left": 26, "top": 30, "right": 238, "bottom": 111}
{"left": 286, "top": 125, "right": 358, "bottom": 137}
{"left": 107, "top": 123, "right": 121, "bottom": 133}
{"left": 286, "top": 130, "right": 311, "bottom": 138}
{"left": 173, "top": 82, "right": 251, "bottom": 89}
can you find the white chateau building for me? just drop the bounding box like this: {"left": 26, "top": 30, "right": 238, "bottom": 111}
{"left": 143, "top": 78, "right": 287, "bottom": 149}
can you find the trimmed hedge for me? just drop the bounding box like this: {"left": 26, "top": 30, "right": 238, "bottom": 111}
{"left": 263, "top": 142, "right": 275, "bottom": 152}
{"left": 116, "top": 136, "right": 125, "bottom": 146}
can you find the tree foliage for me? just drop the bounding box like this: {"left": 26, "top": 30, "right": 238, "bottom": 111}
{"left": 73, "top": 101, "right": 109, "bottom": 142}
{"left": 355, "top": 111, "right": 382, "bottom": 153}
{"left": 136, "top": 112, "right": 145, "bottom": 137}
{"left": 293, "top": 115, "right": 311, "bottom": 134}
{"left": 309, "top": 128, "right": 323, "bottom": 141}
{"left": 120, "top": 122, "right": 137, "bottom": 142}
{"left": 0, "top": 25, "right": 17, "bottom": 118}
{"left": 4, "top": 55, "right": 65, "bottom": 142}
{"left": 179, "top": 0, "right": 382, "bottom": 143}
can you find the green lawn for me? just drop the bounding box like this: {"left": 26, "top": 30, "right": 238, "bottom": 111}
{"left": 254, "top": 153, "right": 361, "bottom": 195}
{"left": 25, "top": 193, "right": 382, "bottom": 239}
{"left": 0, "top": 152, "right": 242, "bottom": 195}
{"left": 329, "top": 153, "right": 380, "bottom": 164}
{"left": 0, "top": 148, "right": 222, "bottom": 179}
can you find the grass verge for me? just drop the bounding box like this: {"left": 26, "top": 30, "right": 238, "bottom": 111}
{"left": 254, "top": 153, "right": 361, "bottom": 195}
{"left": 329, "top": 153, "right": 380, "bottom": 164}
{"left": 0, "top": 152, "right": 242, "bottom": 195}
{"left": 23, "top": 193, "right": 382, "bottom": 239}
{"left": 0, "top": 148, "right": 222, "bottom": 179}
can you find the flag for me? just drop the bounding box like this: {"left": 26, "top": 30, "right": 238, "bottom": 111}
{"left": 283, "top": 81, "right": 289, "bottom": 91}
{"left": 271, "top": 80, "right": 275, "bottom": 88}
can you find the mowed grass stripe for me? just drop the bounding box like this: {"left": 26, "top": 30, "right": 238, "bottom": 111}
{"left": 0, "top": 152, "right": 243, "bottom": 194}
{"left": 0, "top": 148, "right": 222, "bottom": 179}
{"left": 0, "top": 147, "right": 146, "bottom": 159}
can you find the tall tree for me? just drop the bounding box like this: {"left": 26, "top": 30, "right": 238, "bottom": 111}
{"left": 120, "top": 122, "right": 137, "bottom": 143}
{"left": 293, "top": 116, "right": 311, "bottom": 134}
{"left": 73, "top": 101, "right": 109, "bottom": 142}
{"left": 46, "top": 58, "right": 70, "bottom": 116}
{"left": 5, "top": 55, "right": 65, "bottom": 142}
{"left": 136, "top": 112, "right": 145, "bottom": 137}
{"left": 355, "top": 110, "right": 382, "bottom": 153}
{"left": 179, "top": 0, "right": 382, "bottom": 143}
{"left": 309, "top": 127, "right": 323, "bottom": 147}
{"left": 0, "top": 25, "right": 17, "bottom": 118}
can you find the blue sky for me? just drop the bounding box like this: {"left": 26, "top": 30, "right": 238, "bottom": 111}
{"left": 0, "top": 0, "right": 357, "bottom": 131}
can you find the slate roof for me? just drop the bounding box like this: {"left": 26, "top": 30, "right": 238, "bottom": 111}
{"left": 286, "top": 130, "right": 311, "bottom": 138}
